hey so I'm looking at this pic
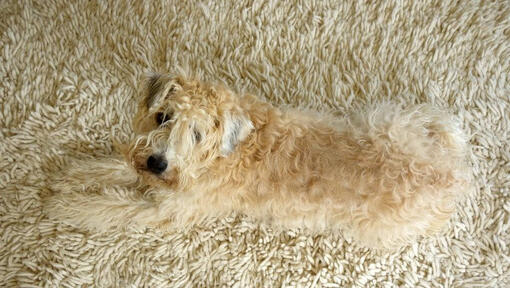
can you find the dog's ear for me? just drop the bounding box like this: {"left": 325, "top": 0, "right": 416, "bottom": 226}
{"left": 144, "top": 73, "right": 183, "bottom": 109}
{"left": 220, "top": 112, "right": 253, "bottom": 156}
{"left": 145, "top": 73, "right": 163, "bottom": 108}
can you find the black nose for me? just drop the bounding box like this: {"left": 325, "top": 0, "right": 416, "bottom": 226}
{"left": 146, "top": 154, "right": 168, "bottom": 174}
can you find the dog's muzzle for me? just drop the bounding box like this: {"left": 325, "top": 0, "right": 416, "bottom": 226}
{"left": 146, "top": 154, "right": 168, "bottom": 174}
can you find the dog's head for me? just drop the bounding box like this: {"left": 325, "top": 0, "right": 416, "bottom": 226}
{"left": 127, "top": 73, "right": 254, "bottom": 189}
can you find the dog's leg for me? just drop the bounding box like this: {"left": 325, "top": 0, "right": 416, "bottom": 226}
{"left": 54, "top": 157, "right": 140, "bottom": 189}
{"left": 43, "top": 157, "right": 163, "bottom": 231}
{"left": 44, "top": 186, "right": 157, "bottom": 231}
{"left": 44, "top": 157, "right": 207, "bottom": 231}
{"left": 124, "top": 191, "right": 216, "bottom": 230}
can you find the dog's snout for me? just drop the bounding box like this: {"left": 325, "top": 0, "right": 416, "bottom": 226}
{"left": 146, "top": 154, "right": 168, "bottom": 174}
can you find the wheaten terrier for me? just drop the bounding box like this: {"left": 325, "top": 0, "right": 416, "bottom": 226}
{"left": 46, "top": 73, "right": 472, "bottom": 249}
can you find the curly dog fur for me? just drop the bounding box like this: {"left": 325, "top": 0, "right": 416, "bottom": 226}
{"left": 45, "top": 73, "right": 472, "bottom": 249}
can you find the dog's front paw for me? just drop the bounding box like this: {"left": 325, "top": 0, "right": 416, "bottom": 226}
{"left": 43, "top": 184, "right": 157, "bottom": 232}
{"left": 49, "top": 157, "right": 140, "bottom": 194}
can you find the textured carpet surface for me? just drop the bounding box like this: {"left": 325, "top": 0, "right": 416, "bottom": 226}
{"left": 1, "top": 0, "right": 509, "bottom": 287}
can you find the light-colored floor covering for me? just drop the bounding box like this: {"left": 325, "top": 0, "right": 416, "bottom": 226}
{"left": 1, "top": 0, "right": 509, "bottom": 287}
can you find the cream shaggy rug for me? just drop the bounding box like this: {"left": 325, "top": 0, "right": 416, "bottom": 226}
{"left": 1, "top": 0, "right": 509, "bottom": 287}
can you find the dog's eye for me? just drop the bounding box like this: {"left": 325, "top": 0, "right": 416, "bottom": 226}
{"left": 156, "top": 112, "right": 172, "bottom": 126}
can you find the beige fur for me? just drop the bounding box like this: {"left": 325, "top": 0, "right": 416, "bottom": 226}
{"left": 45, "top": 74, "right": 472, "bottom": 250}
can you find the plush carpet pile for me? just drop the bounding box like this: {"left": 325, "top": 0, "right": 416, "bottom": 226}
{"left": 1, "top": 0, "right": 509, "bottom": 287}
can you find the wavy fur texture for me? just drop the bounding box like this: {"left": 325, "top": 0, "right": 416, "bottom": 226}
{"left": 2, "top": 0, "right": 509, "bottom": 287}
{"left": 47, "top": 75, "right": 472, "bottom": 250}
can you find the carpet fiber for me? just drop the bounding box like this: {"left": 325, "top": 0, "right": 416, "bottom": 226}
{"left": 1, "top": 0, "right": 509, "bottom": 287}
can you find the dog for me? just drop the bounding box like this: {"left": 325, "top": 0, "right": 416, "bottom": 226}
{"left": 45, "top": 73, "right": 472, "bottom": 249}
